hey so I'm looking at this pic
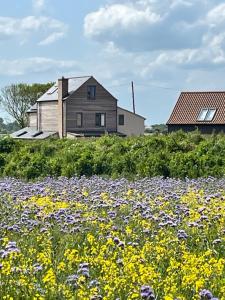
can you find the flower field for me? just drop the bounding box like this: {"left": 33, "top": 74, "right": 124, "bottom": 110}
{"left": 0, "top": 177, "right": 224, "bottom": 300}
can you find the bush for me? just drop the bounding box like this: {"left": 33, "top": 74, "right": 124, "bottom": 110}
{"left": 2, "top": 131, "right": 225, "bottom": 180}
{"left": 0, "top": 136, "right": 16, "bottom": 153}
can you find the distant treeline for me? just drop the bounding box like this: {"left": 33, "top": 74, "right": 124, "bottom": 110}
{"left": 0, "top": 118, "right": 19, "bottom": 134}
{"left": 1, "top": 131, "right": 225, "bottom": 179}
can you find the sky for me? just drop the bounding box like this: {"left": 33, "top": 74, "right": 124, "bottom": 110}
{"left": 1, "top": 0, "right": 225, "bottom": 125}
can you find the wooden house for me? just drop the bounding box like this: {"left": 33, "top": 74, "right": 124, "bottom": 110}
{"left": 11, "top": 76, "right": 145, "bottom": 139}
{"left": 167, "top": 91, "right": 225, "bottom": 134}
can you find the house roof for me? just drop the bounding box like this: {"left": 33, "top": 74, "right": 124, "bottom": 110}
{"left": 11, "top": 127, "right": 57, "bottom": 139}
{"left": 37, "top": 76, "right": 92, "bottom": 102}
{"left": 167, "top": 91, "right": 225, "bottom": 125}
{"left": 118, "top": 106, "right": 146, "bottom": 120}
{"left": 27, "top": 103, "right": 37, "bottom": 113}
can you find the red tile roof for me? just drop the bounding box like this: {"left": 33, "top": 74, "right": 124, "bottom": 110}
{"left": 167, "top": 91, "right": 225, "bottom": 125}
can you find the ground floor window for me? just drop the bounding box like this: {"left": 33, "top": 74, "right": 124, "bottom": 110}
{"left": 96, "top": 113, "right": 106, "bottom": 127}
{"left": 118, "top": 114, "right": 124, "bottom": 125}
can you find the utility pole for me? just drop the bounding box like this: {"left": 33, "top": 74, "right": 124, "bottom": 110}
{"left": 131, "top": 81, "right": 136, "bottom": 114}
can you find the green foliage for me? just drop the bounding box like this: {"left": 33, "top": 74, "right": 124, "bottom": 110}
{"left": 0, "top": 117, "right": 20, "bottom": 134}
{"left": 0, "top": 136, "right": 16, "bottom": 153}
{"left": 2, "top": 131, "right": 225, "bottom": 179}
{"left": 145, "top": 123, "right": 168, "bottom": 134}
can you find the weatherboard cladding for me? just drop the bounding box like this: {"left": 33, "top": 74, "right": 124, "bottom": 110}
{"left": 39, "top": 101, "right": 58, "bottom": 131}
{"left": 66, "top": 77, "right": 117, "bottom": 132}
{"left": 167, "top": 91, "right": 225, "bottom": 125}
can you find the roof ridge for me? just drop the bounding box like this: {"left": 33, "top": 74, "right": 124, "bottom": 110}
{"left": 67, "top": 75, "right": 92, "bottom": 79}
{"left": 181, "top": 91, "right": 225, "bottom": 94}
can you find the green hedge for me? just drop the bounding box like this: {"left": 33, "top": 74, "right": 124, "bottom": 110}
{"left": 1, "top": 131, "right": 225, "bottom": 179}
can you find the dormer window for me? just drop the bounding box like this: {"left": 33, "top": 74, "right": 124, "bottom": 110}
{"left": 197, "top": 108, "right": 216, "bottom": 121}
{"left": 87, "top": 85, "right": 96, "bottom": 100}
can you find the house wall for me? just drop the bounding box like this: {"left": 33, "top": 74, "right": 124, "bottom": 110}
{"left": 117, "top": 107, "right": 145, "bottom": 136}
{"left": 28, "top": 112, "right": 37, "bottom": 129}
{"left": 66, "top": 77, "right": 117, "bottom": 133}
{"left": 39, "top": 101, "right": 58, "bottom": 131}
{"left": 168, "top": 124, "right": 225, "bottom": 134}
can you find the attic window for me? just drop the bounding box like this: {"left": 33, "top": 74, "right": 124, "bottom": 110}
{"left": 197, "top": 108, "right": 216, "bottom": 121}
{"left": 87, "top": 85, "right": 96, "bottom": 100}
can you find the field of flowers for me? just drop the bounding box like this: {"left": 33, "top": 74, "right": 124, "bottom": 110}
{"left": 0, "top": 176, "right": 224, "bottom": 300}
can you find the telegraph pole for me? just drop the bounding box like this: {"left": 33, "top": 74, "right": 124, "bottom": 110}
{"left": 131, "top": 81, "right": 136, "bottom": 114}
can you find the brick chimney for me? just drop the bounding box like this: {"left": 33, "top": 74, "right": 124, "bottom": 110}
{"left": 58, "top": 77, "right": 68, "bottom": 138}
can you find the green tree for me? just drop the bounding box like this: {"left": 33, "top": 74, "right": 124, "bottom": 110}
{"left": 0, "top": 117, "right": 20, "bottom": 134}
{"left": 0, "top": 82, "right": 53, "bottom": 128}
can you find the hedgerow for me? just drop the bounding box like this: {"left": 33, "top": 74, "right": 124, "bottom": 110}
{"left": 1, "top": 131, "right": 225, "bottom": 179}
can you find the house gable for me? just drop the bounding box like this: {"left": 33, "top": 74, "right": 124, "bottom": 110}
{"left": 66, "top": 77, "right": 117, "bottom": 133}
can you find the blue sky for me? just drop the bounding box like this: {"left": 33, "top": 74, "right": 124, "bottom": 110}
{"left": 1, "top": 0, "right": 225, "bottom": 125}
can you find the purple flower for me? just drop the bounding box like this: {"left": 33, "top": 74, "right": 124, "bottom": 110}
{"left": 140, "top": 285, "right": 155, "bottom": 300}
{"left": 200, "top": 289, "right": 213, "bottom": 299}
{"left": 113, "top": 237, "right": 120, "bottom": 245}
{"left": 177, "top": 230, "right": 188, "bottom": 239}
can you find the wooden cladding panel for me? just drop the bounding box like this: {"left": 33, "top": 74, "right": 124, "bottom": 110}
{"left": 67, "top": 111, "right": 116, "bottom": 132}
{"left": 28, "top": 113, "right": 37, "bottom": 129}
{"left": 40, "top": 101, "right": 58, "bottom": 131}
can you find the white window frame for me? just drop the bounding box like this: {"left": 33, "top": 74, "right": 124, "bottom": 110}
{"left": 96, "top": 113, "right": 106, "bottom": 127}
{"left": 197, "top": 108, "right": 216, "bottom": 121}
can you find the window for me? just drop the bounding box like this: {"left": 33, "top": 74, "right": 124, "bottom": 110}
{"left": 87, "top": 85, "right": 96, "bottom": 100}
{"left": 17, "top": 131, "right": 27, "bottom": 137}
{"left": 118, "top": 114, "right": 124, "bottom": 126}
{"left": 96, "top": 113, "right": 106, "bottom": 127}
{"left": 76, "top": 113, "right": 83, "bottom": 128}
{"left": 47, "top": 86, "right": 58, "bottom": 95}
{"left": 197, "top": 108, "right": 216, "bottom": 121}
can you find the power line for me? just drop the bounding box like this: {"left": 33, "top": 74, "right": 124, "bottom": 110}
{"left": 106, "top": 81, "right": 182, "bottom": 92}
{"left": 106, "top": 82, "right": 129, "bottom": 88}
{"left": 135, "top": 82, "right": 181, "bottom": 92}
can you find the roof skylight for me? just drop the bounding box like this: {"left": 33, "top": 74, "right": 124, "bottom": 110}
{"left": 197, "top": 109, "right": 216, "bottom": 121}
{"left": 47, "top": 87, "right": 58, "bottom": 95}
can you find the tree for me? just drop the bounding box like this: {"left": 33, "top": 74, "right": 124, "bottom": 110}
{"left": 145, "top": 124, "right": 168, "bottom": 134}
{"left": 0, "top": 117, "right": 20, "bottom": 134}
{"left": 0, "top": 82, "right": 54, "bottom": 128}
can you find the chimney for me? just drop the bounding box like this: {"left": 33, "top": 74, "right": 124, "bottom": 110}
{"left": 58, "top": 76, "right": 68, "bottom": 138}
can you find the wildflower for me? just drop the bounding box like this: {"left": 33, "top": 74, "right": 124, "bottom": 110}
{"left": 199, "top": 289, "right": 213, "bottom": 299}
{"left": 113, "top": 237, "right": 120, "bottom": 245}
{"left": 177, "top": 230, "right": 188, "bottom": 239}
{"left": 140, "top": 285, "right": 155, "bottom": 300}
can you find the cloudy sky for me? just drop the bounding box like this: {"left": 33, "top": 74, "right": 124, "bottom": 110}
{"left": 1, "top": 0, "right": 225, "bottom": 124}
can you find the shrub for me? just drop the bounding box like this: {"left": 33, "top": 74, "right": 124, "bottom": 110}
{"left": 2, "top": 131, "right": 225, "bottom": 180}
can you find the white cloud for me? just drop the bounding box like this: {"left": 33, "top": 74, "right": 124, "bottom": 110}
{"left": 84, "top": 0, "right": 225, "bottom": 76}
{"left": 0, "top": 16, "right": 67, "bottom": 45}
{"left": 0, "top": 57, "right": 79, "bottom": 76}
{"left": 33, "top": 0, "right": 45, "bottom": 11}
{"left": 85, "top": 4, "right": 161, "bottom": 37}
{"left": 84, "top": 1, "right": 225, "bottom": 52}
{"left": 84, "top": 0, "right": 209, "bottom": 51}
{"left": 207, "top": 3, "right": 225, "bottom": 25}
{"left": 38, "top": 32, "right": 65, "bottom": 45}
